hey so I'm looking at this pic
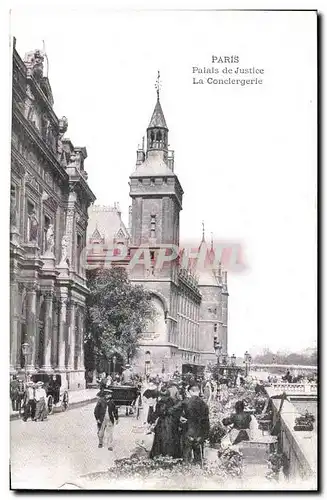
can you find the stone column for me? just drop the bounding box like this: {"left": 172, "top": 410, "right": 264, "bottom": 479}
{"left": 41, "top": 291, "right": 53, "bottom": 371}
{"left": 16, "top": 283, "right": 25, "bottom": 368}
{"left": 57, "top": 296, "right": 68, "bottom": 370}
{"left": 77, "top": 307, "right": 85, "bottom": 371}
{"left": 10, "top": 278, "right": 19, "bottom": 373}
{"left": 51, "top": 298, "right": 59, "bottom": 367}
{"left": 26, "top": 283, "right": 38, "bottom": 371}
{"left": 68, "top": 300, "right": 76, "bottom": 370}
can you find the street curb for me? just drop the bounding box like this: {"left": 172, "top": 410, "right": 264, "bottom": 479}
{"left": 10, "top": 396, "right": 98, "bottom": 422}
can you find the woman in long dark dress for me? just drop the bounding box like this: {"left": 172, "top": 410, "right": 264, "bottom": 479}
{"left": 149, "top": 388, "right": 182, "bottom": 459}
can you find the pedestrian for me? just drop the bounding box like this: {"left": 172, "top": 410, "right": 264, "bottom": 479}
{"left": 121, "top": 364, "right": 134, "bottom": 385}
{"left": 22, "top": 381, "right": 36, "bottom": 422}
{"left": 10, "top": 375, "right": 20, "bottom": 412}
{"left": 34, "top": 381, "right": 48, "bottom": 421}
{"left": 202, "top": 375, "right": 213, "bottom": 405}
{"left": 179, "top": 384, "right": 210, "bottom": 464}
{"left": 149, "top": 386, "right": 182, "bottom": 459}
{"left": 98, "top": 372, "right": 107, "bottom": 390}
{"left": 121, "top": 364, "right": 134, "bottom": 415}
{"left": 143, "top": 377, "right": 159, "bottom": 425}
{"left": 167, "top": 379, "right": 182, "bottom": 402}
{"left": 94, "top": 389, "right": 119, "bottom": 451}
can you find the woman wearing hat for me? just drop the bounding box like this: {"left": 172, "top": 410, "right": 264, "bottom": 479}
{"left": 149, "top": 386, "right": 182, "bottom": 459}
{"left": 34, "top": 381, "right": 48, "bottom": 422}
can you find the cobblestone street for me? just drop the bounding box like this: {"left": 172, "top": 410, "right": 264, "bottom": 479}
{"left": 10, "top": 402, "right": 142, "bottom": 489}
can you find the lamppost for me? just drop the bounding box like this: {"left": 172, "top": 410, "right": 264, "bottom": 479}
{"left": 231, "top": 354, "right": 236, "bottom": 366}
{"left": 113, "top": 355, "right": 117, "bottom": 377}
{"left": 21, "top": 342, "right": 29, "bottom": 382}
{"left": 213, "top": 337, "right": 222, "bottom": 397}
{"left": 244, "top": 351, "right": 252, "bottom": 377}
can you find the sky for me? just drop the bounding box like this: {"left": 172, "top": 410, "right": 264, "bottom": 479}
{"left": 9, "top": 8, "right": 317, "bottom": 356}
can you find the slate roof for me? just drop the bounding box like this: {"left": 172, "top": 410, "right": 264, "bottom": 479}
{"left": 87, "top": 205, "right": 130, "bottom": 246}
{"left": 130, "top": 151, "right": 174, "bottom": 177}
{"left": 148, "top": 99, "right": 168, "bottom": 129}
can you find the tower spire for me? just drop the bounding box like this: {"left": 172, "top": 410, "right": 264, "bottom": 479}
{"left": 155, "top": 70, "right": 161, "bottom": 101}
{"left": 147, "top": 72, "right": 168, "bottom": 154}
{"left": 202, "top": 221, "right": 205, "bottom": 242}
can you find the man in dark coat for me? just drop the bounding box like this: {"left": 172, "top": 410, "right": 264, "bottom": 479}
{"left": 10, "top": 375, "right": 20, "bottom": 411}
{"left": 179, "top": 384, "right": 210, "bottom": 463}
{"left": 22, "top": 381, "right": 36, "bottom": 421}
{"left": 94, "top": 389, "right": 119, "bottom": 450}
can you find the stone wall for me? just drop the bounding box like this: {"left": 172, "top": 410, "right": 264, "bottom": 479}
{"left": 267, "top": 390, "right": 317, "bottom": 481}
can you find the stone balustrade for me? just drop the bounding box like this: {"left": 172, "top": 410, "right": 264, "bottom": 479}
{"left": 269, "top": 383, "right": 317, "bottom": 395}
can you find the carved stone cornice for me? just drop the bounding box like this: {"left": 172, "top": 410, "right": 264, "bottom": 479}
{"left": 25, "top": 282, "right": 39, "bottom": 293}
{"left": 12, "top": 105, "right": 67, "bottom": 183}
{"left": 42, "top": 290, "right": 54, "bottom": 300}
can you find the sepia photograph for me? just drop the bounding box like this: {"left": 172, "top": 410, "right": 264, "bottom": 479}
{"left": 8, "top": 7, "right": 317, "bottom": 491}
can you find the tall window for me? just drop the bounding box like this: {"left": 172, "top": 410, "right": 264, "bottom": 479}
{"left": 43, "top": 215, "right": 51, "bottom": 253}
{"left": 150, "top": 215, "right": 156, "bottom": 239}
{"left": 27, "top": 201, "right": 35, "bottom": 241}
{"left": 10, "top": 184, "right": 17, "bottom": 226}
{"left": 76, "top": 233, "right": 82, "bottom": 274}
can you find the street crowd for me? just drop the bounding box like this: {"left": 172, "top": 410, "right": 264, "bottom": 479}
{"left": 93, "top": 365, "right": 259, "bottom": 464}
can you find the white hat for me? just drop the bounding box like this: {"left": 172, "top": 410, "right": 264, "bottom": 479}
{"left": 36, "top": 381, "right": 44, "bottom": 386}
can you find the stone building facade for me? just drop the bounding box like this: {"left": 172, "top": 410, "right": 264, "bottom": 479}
{"left": 86, "top": 87, "right": 228, "bottom": 375}
{"left": 10, "top": 40, "right": 96, "bottom": 389}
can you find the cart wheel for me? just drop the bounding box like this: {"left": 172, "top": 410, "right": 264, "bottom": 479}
{"left": 47, "top": 395, "right": 54, "bottom": 415}
{"left": 62, "top": 391, "right": 69, "bottom": 411}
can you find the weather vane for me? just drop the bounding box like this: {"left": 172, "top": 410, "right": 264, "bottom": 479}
{"left": 155, "top": 70, "right": 161, "bottom": 99}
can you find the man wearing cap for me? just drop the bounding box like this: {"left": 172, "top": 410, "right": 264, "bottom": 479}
{"left": 94, "top": 389, "right": 119, "bottom": 450}
{"left": 34, "top": 381, "right": 47, "bottom": 421}
{"left": 22, "top": 381, "right": 36, "bottom": 422}
{"left": 178, "top": 384, "right": 210, "bottom": 464}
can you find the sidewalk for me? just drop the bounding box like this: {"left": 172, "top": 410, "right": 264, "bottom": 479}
{"left": 10, "top": 388, "right": 99, "bottom": 421}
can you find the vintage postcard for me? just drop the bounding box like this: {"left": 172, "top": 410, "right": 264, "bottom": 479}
{"left": 9, "top": 7, "right": 317, "bottom": 491}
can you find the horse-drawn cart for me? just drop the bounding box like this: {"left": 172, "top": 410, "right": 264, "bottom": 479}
{"left": 107, "top": 385, "right": 141, "bottom": 418}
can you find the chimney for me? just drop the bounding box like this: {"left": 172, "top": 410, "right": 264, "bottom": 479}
{"left": 167, "top": 150, "right": 174, "bottom": 171}
{"left": 136, "top": 137, "right": 145, "bottom": 166}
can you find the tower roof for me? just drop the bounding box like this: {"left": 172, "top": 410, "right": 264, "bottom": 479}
{"left": 148, "top": 99, "right": 168, "bottom": 129}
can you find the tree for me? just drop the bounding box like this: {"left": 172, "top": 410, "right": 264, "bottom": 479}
{"left": 85, "top": 267, "right": 156, "bottom": 370}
